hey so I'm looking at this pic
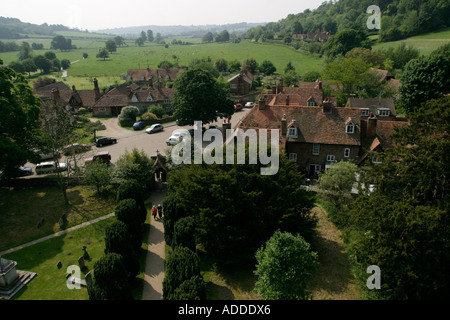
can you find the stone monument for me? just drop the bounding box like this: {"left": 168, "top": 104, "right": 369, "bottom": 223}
{"left": 0, "top": 257, "right": 36, "bottom": 300}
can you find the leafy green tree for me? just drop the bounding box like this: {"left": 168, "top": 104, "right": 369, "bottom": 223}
{"left": 51, "top": 35, "right": 72, "bottom": 51}
{"left": 254, "top": 230, "right": 318, "bottom": 300}
{"left": 96, "top": 48, "right": 109, "bottom": 61}
{"left": 116, "top": 177, "right": 148, "bottom": 224}
{"left": 242, "top": 57, "right": 258, "bottom": 74}
{"left": 105, "top": 40, "right": 117, "bottom": 53}
{"left": 0, "top": 60, "right": 41, "bottom": 179}
{"left": 33, "top": 55, "right": 52, "bottom": 73}
{"left": 147, "top": 30, "right": 154, "bottom": 42}
{"left": 135, "top": 37, "right": 144, "bottom": 47}
{"left": 170, "top": 275, "right": 206, "bottom": 300}
{"left": 398, "top": 44, "right": 450, "bottom": 114}
{"left": 173, "top": 216, "right": 196, "bottom": 251}
{"left": 140, "top": 31, "right": 147, "bottom": 42}
{"left": 8, "top": 61, "right": 25, "bottom": 74}
{"left": 84, "top": 161, "right": 111, "bottom": 194}
{"left": 87, "top": 253, "right": 133, "bottom": 300}
{"left": 104, "top": 220, "right": 140, "bottom": 281}
{"left": 18, "top": 42, "right": 33, "bottom": 61}
{"left": 163, "top": 247, "right": 202, "bottom": 300}
{"left": 215, "top": 30, "right": 230, "bottom": 42}
{"left": 172, "top": 68, "right": 234, "bottom": 125}
{"left": 113, "top": 149, "right": 155, "bottom": 192}
{"left": 82, "top": 52, "right": 88, "bottom": 59}
{"left": 165, "top": 151, "right": 317, "bottom": 266}
{"left": 343, "top": 96, "right": 450, "bottom": 299}
{"left": 317, "top": 160, "right": 358, "bottom": 211}
{"left": 202, "top": 32, "right": 214, "bottom": 43}
{"left": 284, "top": 70, "right": 300, "bottom": 87}
{"left": 259, "top": 60, "right": 276, "bottom": 75}
{"left": 324, "top": 28, "right": 371, "bottom": 58}
{"left": 214, "top": 58, "right": 228, "bottom": 73}
{"left": 44, "top": 51, "right": 56, "bottom": 60}
{"left": 382, "top": 43, "right": 420, "bottom": 69}
{"left": 115, "top": 198, "right": 143, "bottom": 252}
{"left": 114, "top": 36, "right": 126, "bottom": 47}
{"left": 345, "top": 47, "right": 387, "bottom": 69}
{"left": 118, "top": 105, "right": 139, "bottom": 126}
{"left": 284, "top": 61, "right": 295, "bottom": 74}
{"left": 148, "top": 105, "right": 166, "bottom": 119}
{"left": 22, "top": 58, "right": 37, "bottom": 75}
{"left": 61, "top": 59, "right": 70, "bottom": 70}
{"left": 302, "top": 70, "right": 321, "bottom": 82}
{"left": 157, "top": 60, "right": 174, "bottom": 69}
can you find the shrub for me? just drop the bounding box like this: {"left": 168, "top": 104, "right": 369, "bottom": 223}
{"left": 169, "top": 275, "right": 206, "bottom": 300}
{"left": 149, "top": 105, "right": 166, "bottom": 119}
{"left": 116, "top": 179, "right": 147, "bottom": 224}
{"left": 173, "top": 216, "right": 196, "bottom": 251}
{"left": 104, "top": 220, "right": 140, "bottom": 281}
{"left": 87, "top": 253, "right": 133, "bottom": 300}
{"left": 163, "top": 247, "right": 201, "bottom": 300}
{"left": 118, "top": 106, "right": 139, "bottom": 127}
{"left": 115, "top": 198, "right": 143, "bottom": 252}
{"left": 141, "top": 112, "right": 158, "bottom": 122}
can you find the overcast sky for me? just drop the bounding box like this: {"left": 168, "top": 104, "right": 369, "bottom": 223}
{"left": 2, "top": 0, "right": 325, "bottom": 31}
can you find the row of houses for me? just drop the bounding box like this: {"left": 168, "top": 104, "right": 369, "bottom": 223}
{"left": 238, "top": 80, "right": 409, "bottom": 176}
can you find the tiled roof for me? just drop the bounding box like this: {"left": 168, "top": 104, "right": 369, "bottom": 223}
{"left": 94, "top": 94, "right": 129, "bottom": 107}
{"left": 240, "top": 105, "right": 362, "bottom": 146}
{"left": 347, "top": 98, "right": 396, "bottom": 116}
{"left": 259, "top": 86, "right": 329, "bottom": 107}
{"left": 127, "top": 68, "right": 186, "bottom": 81}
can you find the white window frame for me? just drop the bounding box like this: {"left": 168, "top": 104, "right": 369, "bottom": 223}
{"left": 287, "top": 126, "right": 298, "bottom": 138}
{"left": 230, "top": 84, "right": 237, "bottom": 89}
{"left": 361, "top": 108, "right": 370, "bottom": 116}
{"left": 99, "top": 107, "right": 106, "bottom": 112}
{"left": 344, "top": 148, "right": 350, "bottom": 158}
{"left": 327, "top": 154, "right": 335, "bottom": 162}
{"left": 164, "top": 99, "right": 170, "bottom": 104}
{"left": 289, "top": 153, "right": 297, "bottom": 162}
{"left": 378, "top": 108, "right": 390, "bottom": 116}
{"left": 312, "top": 143, "right": 320, "bottom": 155}
{"left": 307, "top": 101, "right": 315, "bottom": 106}
{"left": 146, "top": 95, "right": 154, "bottom": 102}
{"left": 372, "top": 155, "right": 382, "bottom": 164}
{"left": 346, "top": 123, "right": 355, "bottom": 134}
{"left": 310, "top": 164, "right": 321, "bottom": 173}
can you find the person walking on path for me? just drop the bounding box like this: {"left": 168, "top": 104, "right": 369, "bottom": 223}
{"left": 157, "top": 204, "right": 163, "bottom": 220}
{"left": 151, "top": 205, "right": 157, "bottom": 220}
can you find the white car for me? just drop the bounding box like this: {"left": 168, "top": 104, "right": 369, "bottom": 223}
{"left": 35, "top": 161, "right": 68, "bottom": 175}
{"left": 245, "top": 102, "right": 255, "bottom": 108}
{"left": 166, "top": 131, "right": 189, "bottom": 146}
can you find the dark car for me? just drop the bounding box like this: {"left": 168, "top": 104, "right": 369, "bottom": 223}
{"left": 176, "top": 119, "right": 188, "bottom": 126}
{"left": 85, "top": 151, "right": 112, "bottom": 165}
{"left": 133, "top": 121, "right": 146, "bottom": 130}
{"left": 96, "top": 137, "right": 117, "bottom": 147}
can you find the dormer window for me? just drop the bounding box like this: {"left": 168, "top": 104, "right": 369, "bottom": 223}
{"left": 346, "top": 123, "right": 355, "bottom": 134}
{"left": 361, "top": 108, "right": 370, "bottom": 116}
{"left": 131, "top": 94, "right": 139, "bottom": 103}
{"left": 146, "top": 95, "right": 154, "bottom": 102}
{"left": 378, "top": 108, "right": 390, "bottom": 116}
{"left": 166, "top": 75, "right": 170, "bottom": 81}
{"left": 140, "top": 76, "right": 145, "bottom": 81}
{"left": 307, "top": 101, "right": 315, "bottom": 106}
{"left": 287, "top": 121, "right": 298, "bottom": 138}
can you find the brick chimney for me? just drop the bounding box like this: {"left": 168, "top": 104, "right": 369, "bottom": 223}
{"left": 126, "top": 85, "right": 132, "bottom": 96}
{"left": 72, "top": 85, "right": 77, "bottom": 92}
{"left": 285, "top": 95, "right": 290, "bottom": 106}
{"left": 322, "top": 100, "right": 333, "bottom": 114}
{"left": 367, "top": 113, "right": 377, "bottom": 137}
{"left": 51, "top": 88, "right": 60, "bottom": 102}
{"left": 259, "top": 98, "right": 266, "bottom": 111}
{"left": 281, "top": 114, "right": 287, "bottom": 137}
{"left": 149, "top": 78, "right": 153, "bottom": 88}
{"left": 93, "top": 78, "right": 101, "bottom": 101}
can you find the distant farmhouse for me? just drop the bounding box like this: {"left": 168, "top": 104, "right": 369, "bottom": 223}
{"left": 239, "top": 81, "right": 408, "bottom": 177}
{"left": 227, "top": 69, "right": 260, "bottom": 104}
{"left": 292, "top": 30, "right": 332, "bottom": 42}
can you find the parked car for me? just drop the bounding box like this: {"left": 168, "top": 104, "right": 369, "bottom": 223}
{"left": 166, "top": 131, "right": 189, "bottom": 146}
{"left": 35, "top": 161, "right": 68, "bottom": 175}
{"left": 245, "top": 102, "right": 255, "bottom": 108}
{"left": 95, "top": 137, "right": 117, "bottom": 147}
{"left": 133, "top": 121, "right": 146, "bottom": 130}
{"left": 208, "top": 124, "right": 218, "bottom": 130}
{"left": 85, "top": 151, "right": 112, "bottom": 165}
{"left": 176, "top": 119, "right": 188, "bottom": 126}
{"left": 18, "top": 166, "right": 33, "bottom": 176}
{"left": 234, "top": 103, "right": 243, "bottom": 111}
{"left": 62, "top": 143, "right": 91, "bottom": 156}
{"left": 146, "top": 124, "right": 164, "bottom": 134}
{"left": 188, "top": 127, "right": 206, "bottom": 137}
{"left": 34, "top": 148, "right": 60, "bottom": 161}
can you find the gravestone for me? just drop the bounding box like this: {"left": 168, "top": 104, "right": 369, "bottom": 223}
{"left": 37, "top": 217, "right": 45, "bottom": 228}
{"left": 56, "top": 261, "right": 62, "bottom": 269}
{"left": 78, "top": 256, "right": 86, "bottom": 270}
{"left": 58, "top": 217, "right": 67, "bottom": 230}
{"left": 85, "top": 271, "right": 92, "bottom": 285}
{"left": 82, "top": 246, "right": 91, "bottom": 261}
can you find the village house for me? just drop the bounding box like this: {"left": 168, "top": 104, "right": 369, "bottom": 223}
{"left": 33, "top": 78, "right": 102, "bottom": 114}
{"left": 93, "top": 79, "right": 175, "bottom": 117}
{"left": 126, "top": 68, "right": 186, "bottom": 83}
{"left": 227, "top": 69, "right": 260, "bottom": 104}
{"left": 238, "top": 83, "right": 409, "bottom": 177}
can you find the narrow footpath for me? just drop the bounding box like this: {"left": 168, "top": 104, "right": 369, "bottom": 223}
{"left": 142, "top": 189, "right": 167, "bottom": 300}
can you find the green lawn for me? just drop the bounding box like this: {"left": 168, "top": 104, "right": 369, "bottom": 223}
{"left": 373, "top": 27, "right": 450, "bottom": 55}
{"left": 0, "top": 185, "right": 116, "bottom": 252}
{"left": 1, "top": 198, "right": 152, "bottom": 300}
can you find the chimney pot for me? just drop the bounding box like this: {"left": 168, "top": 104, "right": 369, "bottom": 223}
{"left": 281, "top": 114, "right": 287, "bottom": 136}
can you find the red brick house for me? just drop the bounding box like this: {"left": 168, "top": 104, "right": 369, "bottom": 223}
{"left": 93, "top": 80, "right": 175, "bottom": 117}
{"left": 126, "top": 68, "right": 186, "bottom": 83}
